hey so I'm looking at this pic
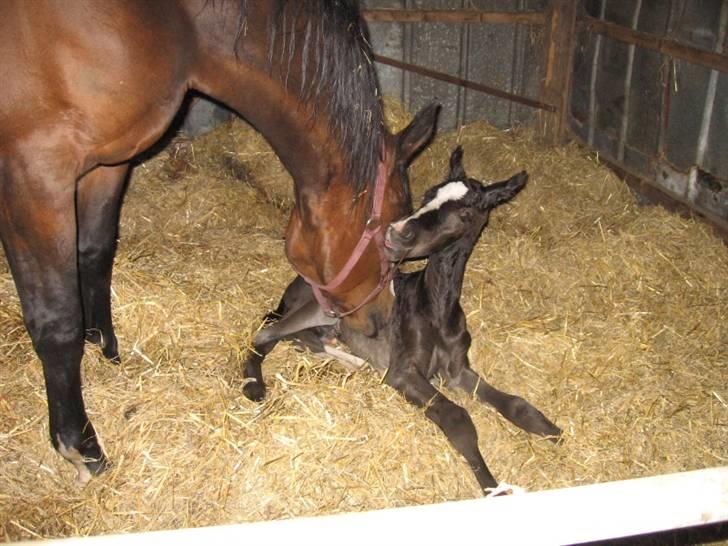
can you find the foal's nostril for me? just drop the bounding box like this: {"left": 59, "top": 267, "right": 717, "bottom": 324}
{"left": 400, "top": 224, "right": 415, "bottom": 241}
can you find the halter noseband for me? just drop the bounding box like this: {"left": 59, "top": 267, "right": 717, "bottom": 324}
{"left": 296, "top": 152, "right": 393, "bottom": 318}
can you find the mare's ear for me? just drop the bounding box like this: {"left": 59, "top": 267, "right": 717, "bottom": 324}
{"left": 448, "top": 146, "right": 466, "bottom": 180}
{"left": 395, "top": 102, "right": 440, "bottom": 166}
{"left": 480, "top": 171, "right": 528, "bottom": 209}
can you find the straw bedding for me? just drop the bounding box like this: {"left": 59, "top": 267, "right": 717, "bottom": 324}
{"left": 1, "top": 98, "right": 726, "bottom": 540}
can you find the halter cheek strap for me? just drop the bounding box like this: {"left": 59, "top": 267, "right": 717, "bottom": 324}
{"left": 296, "top": 153, "right": 393, "bottom": 318}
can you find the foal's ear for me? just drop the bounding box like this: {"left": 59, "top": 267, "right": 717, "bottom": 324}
{"left": 395, "top": 102, "right": 440, "bottom": 166}
{"left": 481, "top": 171, "right": 528, "bottom": 209}
{"left": 448, "top": 146, "right": 466, "bottom": 180}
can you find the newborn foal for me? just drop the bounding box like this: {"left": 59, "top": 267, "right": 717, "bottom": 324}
{"left": 244, "top": 147, "right": 561, "bottom": 493}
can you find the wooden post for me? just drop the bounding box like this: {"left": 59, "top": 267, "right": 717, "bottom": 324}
{"left": 538, "top": 0, "right": 578, "bottom": 145}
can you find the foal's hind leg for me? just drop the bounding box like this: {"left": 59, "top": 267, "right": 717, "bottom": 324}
{"left": 386, "top": 364, "right": 498, "bottom": 493}
{"left": 449, "top": 367, "right": 561, "bottom": 440}
{"left": 77, "top": 165, "right": 129, "bottom": 363}
{"left": 0, "top": 158, "right": 108, "bottom": 482}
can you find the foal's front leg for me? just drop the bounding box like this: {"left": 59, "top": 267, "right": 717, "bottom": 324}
{"left": 77, "top": 164, "right": 129, "bottom": 363}
{"left": 243, "top": 277, "right": 337, "bottom": 401}
{"left": 385, "top": 364, "right": 498, "bottom": 493}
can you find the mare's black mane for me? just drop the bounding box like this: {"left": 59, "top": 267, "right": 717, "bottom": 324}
{"left": 236, "top": 0, "right": 385, "bottom": 196}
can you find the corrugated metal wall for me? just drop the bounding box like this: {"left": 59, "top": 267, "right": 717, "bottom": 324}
{"left": 570, "top": 0, "right": 728, "bottom": 225}
{"left": 364, "top": 0, "right": 548, "bottom": 131}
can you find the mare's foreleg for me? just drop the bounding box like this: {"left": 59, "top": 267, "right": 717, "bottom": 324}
{"left": 385, "top": 365, "right": 498, "bottom": 493}
{"left": 243, "top": 277, "right": 337, "bottom": 401}
{"left": 0, "top": 157, "right": 108, "bottom": 482}
{"left": 449, "top": 366, "right": 561, "bottom": 440}
{"left": 77, "top": 165, "right": 129, "bottom": 363}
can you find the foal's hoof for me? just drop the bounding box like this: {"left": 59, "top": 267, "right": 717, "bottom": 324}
{"left": 484, "top": 482, "right": 527, "bottom": 497}
{"left": 57, "top": 440, "right": 110, "bottom": 486}
{"left": 102, "top": 344, "right": 121, "bottom": 365}
{"left": 508, "top": 397, "right": 562, "bottom": 439}
{"left": 243, "top": 379, "right": 266, "bottom": 402}
{"left": 86, "top": 330, "right": 120, "bottom": 364}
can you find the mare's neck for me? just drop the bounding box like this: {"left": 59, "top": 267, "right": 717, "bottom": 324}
{"left": 189, "top": 6, "right": 356, "bottom": 204}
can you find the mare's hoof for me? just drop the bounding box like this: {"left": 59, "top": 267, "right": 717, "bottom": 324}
{"left": 243, "top": 379, "right": 266, "bottom": 402}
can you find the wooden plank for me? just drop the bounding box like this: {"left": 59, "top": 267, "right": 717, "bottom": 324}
{"left": 538, "top": 0, "right": 578, "bottom": 145}
{"left": 21, "top": 467, "right": 728, "bottom": 546}
{"left": 372, "top": 54, "right": 556, "bottom": 113}
{"left": 586, "top": 16, "right": 728, "bottom": 74}
{"left": 362, "top": 9, "right": 545, "bottom": 26}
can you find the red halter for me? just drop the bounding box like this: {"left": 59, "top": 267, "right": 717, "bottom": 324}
{"left": 296, "top": 153, "right": 393, "bottom": 318}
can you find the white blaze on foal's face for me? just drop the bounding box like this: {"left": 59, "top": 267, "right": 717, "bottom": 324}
{"left": 392, "top": 180, "right": 468, "bottom": 231}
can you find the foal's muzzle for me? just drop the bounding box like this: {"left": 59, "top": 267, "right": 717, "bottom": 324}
{"left": 384, "top": 223, "right": 414, "bottom": 261}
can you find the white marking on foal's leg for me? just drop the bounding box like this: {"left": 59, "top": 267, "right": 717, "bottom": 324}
{"left": 322, "top": 344, "right": 367, "bottom": 371}
{"left": 484, "top": 482, "right": 528, "bottom": 497}
{"left": 56, "top": 435, "right": 93, "bottom": 486}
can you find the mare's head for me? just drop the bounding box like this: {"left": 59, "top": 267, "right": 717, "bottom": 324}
{"left": 384, "top": 146, "right": 528, "bottom": 262}
{"left": 208, "top": 1, "right": 440, "bottom": 316}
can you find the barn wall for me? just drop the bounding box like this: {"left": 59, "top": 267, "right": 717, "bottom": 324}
{"left": 570, "top": 0, "right": 728, "bottom": 226}
{"left": 363, "top": 0, "right": 549, "bottom": 131}
{"left": 183, "top": 1, "right": 550, "bottom": 135}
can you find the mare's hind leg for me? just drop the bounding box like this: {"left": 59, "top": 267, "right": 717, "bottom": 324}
{"left": 386, "top": 364, "right": 498, "bottom": 493}
{"left": 77, "top": 165, "right": 129, "bottom": 363}
{"left": 448, "top": 367, "right": 561, "bottom": 440}
{"left": 0, "top": 158, "right": 108, "bottom": 482}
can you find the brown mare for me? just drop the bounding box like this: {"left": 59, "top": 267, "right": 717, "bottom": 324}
{"left": 0, "top": 0, "right": 438, "bottom": 483}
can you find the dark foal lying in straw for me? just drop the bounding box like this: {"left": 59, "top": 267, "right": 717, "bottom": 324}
{"left": 243, "top": 147, "right": 561, "bottom": 494}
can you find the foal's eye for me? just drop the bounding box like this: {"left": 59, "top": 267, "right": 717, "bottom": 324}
{"left": 457, "top": 208, "right": 474, "bottom": 223}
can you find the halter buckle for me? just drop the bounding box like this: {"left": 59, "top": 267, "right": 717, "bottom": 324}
{"left": 365, "top": 217, "right": 382, "bottom": 232}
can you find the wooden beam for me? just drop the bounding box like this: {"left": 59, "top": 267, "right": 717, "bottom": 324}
{"left": 25, "top": 467, "right": 728, "bottom": 546}
{"left": 362, "top": 9, "right": 546, "bottom": 26}
{"left": 586, "top": 16, "right": 728, "bottom": 74}
{"left": 538, "top": 0, "right": 578, "bottom": 145}
{"left": 372, "top": 54, "right": 556, "bottom": 113}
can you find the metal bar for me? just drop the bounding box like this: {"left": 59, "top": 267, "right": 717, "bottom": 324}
{"left": 372, "top": 54, "right": 557, "bottom": 112}
{"left": 618, "top": 0, "right": 643, "bottom": 161}
{"left": 588, "top": 1, "right": 607, "bottom": 147}
{"left": 695, "top": 1, "right": 728, "bottom": 166}
{"left": 363, "top": 9, "right": 546, "bottom": 26}
{"left": 586, "top": 16, "right": 728, "bottom": 74}
{"left": 656, "top": 2, "right": 679, "bottom": 160}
